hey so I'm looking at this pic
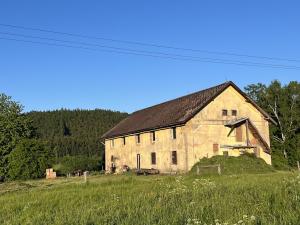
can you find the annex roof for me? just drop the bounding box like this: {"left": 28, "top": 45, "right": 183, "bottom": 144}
{"left": 225, "top": 117, "right": 271, "bottom": 153}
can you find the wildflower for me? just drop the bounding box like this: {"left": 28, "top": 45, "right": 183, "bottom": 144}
{"left": 250, "top": 215, "right": 256, "bottom": 221}
{"left": 186, "top": 218, "right": 201, "bottom": 225}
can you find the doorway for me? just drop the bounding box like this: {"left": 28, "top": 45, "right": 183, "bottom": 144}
{"left": 137, "top": 154, "right": 141, "bottom": 170}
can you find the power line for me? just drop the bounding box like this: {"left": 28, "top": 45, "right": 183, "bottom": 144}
{"left": 1, "top": 31, "right": 299, "bottom": 69}
{"left": 0, "top": 22, "right": 299, "bottom": 63}
{"left": 1, "top": 36, "right": 300, "bottom": 70}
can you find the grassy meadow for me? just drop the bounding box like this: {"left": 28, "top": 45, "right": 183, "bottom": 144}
{"left": 1, "top": 171, "right": 300, "bottom": 225}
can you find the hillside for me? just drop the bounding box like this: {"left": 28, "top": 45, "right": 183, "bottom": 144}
{"left": 27, "top": 109, "right": 128, "bottom": 162}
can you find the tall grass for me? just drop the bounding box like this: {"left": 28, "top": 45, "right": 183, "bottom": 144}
{"left": 0, "top": 172, "right": 299, "bottom": 225}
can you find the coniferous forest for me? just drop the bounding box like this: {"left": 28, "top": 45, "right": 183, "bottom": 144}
{"left": 27, "top": 109, "right": 128, "bottom": 166}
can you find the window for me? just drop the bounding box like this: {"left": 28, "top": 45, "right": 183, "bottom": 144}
{"left": 232, "top": 110, "right": 237, "bottom": 116}
{"left": 223, "top": 151, "right": 228, "bottom": 157}
{"left": 213, "top": 143, "right": 219, "bottom": 154}
{"left": 222, "top": 109, "right": 228, "bottom": 116}
{"left": 172, "top": 127, "right": 177, "bottom": 139}
{"left": 123, "top": 137, "right": 126, "bottom": 145}
{"left": 136, "top": 134, "right": 141, "bottom": 144}
{"left": 111, "top": 139, "right": 114, "bottom": 148}
{"left": 111, "top": 155, "right": 114, "bottom": 161}
{"left": 151, "top": 152, "right": 156, "bottom": 165}
{"left": 151, "top": 131, "right": 156, "bottom": 142}
{"left": 171, "top": 151, "right": 177, "bottom": 165}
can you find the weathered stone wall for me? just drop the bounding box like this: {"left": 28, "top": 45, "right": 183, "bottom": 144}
{"left": 105, "top": 126, "right": 187, "bottom": 173}
{"left": 184, "top": 86, "right": 271, "bottom": 170}
{"left": 105, "top": 86, "right": 271, "bottom": 173}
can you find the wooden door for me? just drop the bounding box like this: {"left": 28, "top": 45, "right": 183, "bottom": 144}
{"left": 137, "top": 154, "right": 141, "bottom": 170}
{"left": 236, "top": 126, "right": 243, "bottom": 142}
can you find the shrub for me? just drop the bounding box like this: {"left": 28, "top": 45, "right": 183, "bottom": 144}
{"left": 53, "top": 155, "right": 101, "bottom": 176}
{"left": 271, "top": 151, "right": 291, "bottom": 170}
{"left": 8, "top": 139, "right": 53, "bottom": 180}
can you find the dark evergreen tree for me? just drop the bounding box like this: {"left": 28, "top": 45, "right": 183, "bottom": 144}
{"left": 27, "top": 109, "right": 128, "bottom": 165}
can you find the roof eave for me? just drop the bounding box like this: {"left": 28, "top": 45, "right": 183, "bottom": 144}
{"left": 102, "top": 122, "right": 186, "bottom": 140}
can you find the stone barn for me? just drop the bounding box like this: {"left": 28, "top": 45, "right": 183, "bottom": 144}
{"left": 102, "top": 81, "right": 275, "bottom": 173}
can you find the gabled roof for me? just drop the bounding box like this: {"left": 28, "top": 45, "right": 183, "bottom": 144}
{"left": 102, "top": 81, "right": 275, "bottom": 139}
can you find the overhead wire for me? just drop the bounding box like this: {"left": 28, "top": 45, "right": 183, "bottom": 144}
{"left": 1, "top": 36, "right": 300, "bottom": 70}
{"left": 0, "top": 22, "right": 299, "bottom": 63}
{"left": 1, "top": 31, "right": 300, "bottom": 69}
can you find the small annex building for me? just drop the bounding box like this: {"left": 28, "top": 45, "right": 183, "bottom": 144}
{"left": 102, "top": 81, "right": 275, "bottom": 173}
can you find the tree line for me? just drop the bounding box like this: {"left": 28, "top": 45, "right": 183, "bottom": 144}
{"left": 244, "top": 80, "right": 300, "bottom": 169}
{"left": 0, "top": 93, "right": 127, "bottom": 181}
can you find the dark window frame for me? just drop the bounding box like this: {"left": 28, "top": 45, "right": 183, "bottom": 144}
{"left": 222, "top": 109, "right": 228, "bottom": 116}
{"left": 172, "top": 127, "right": 177, "bottom": 139}
{"left": 151, "top": 152, "right": 156, "bottom": 165}
{"left": 171, "top": 151, "right": 177, "bottom": 165}
{"left": 136, "top": 134, "right": 141, "bottom": 144}
{"left": 151, "top": 131, "right": 156, "bottom": 142}
{"left": 232, "top": 110, "right": 237, "bottom": 116}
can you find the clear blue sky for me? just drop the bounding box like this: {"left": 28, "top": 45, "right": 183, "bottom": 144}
{"left": 1, "top": 1, "right": 299, "bottom": 113}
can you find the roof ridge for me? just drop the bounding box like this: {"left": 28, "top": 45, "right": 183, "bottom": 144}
{"left": 131, "top": 81, "right": 231, "bottom": 115}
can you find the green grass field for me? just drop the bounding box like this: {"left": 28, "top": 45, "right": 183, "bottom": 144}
{"left": 1, "top": 171, "right": 300, "bottom": 225}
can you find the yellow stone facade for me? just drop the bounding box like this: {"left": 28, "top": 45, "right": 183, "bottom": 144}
{"left": 104, "top": 86, "right": 271, "bottom": 173}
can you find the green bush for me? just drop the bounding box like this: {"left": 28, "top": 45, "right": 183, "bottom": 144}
{"left": 53, "top": 155, "right": 101, "bottom": 175}
{"left": 8, "top": 139, "right": 53, "bottom": 180}
{"left": 271, "top": 151, "right": 291, "bottom": 170}
{"left": 190, "top": 153, "right": 274, "bottom": 175}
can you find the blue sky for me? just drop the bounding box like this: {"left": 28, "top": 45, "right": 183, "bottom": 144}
{"left": 0, "top": 1, "right": 299, "bottom": 113}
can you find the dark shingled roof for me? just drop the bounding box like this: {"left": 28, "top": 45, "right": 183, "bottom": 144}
{"left": 102, "top": 81, "right": 275, "bottom": 139}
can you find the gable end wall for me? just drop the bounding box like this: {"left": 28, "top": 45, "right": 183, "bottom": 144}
{"left": 184, "top": 86, "right": 271, "bottom": 170}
